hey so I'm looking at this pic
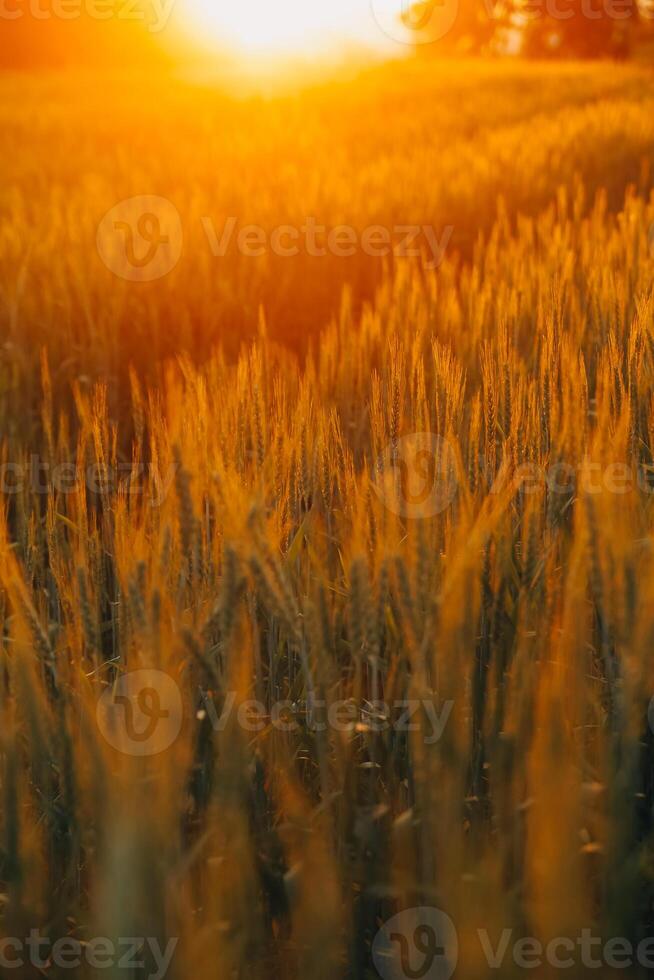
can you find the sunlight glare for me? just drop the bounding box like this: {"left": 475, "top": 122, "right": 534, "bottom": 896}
{"left": 180, "top": 0, "right": 402, "bottom": 55}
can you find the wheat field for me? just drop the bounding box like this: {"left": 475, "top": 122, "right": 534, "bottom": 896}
{"left": 3, "top": 57, "right": 654, "bottom": 978}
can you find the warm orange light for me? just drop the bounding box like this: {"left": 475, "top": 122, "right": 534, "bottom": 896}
{"left": 178, "top": 0, "right": 401, "bottom": 55}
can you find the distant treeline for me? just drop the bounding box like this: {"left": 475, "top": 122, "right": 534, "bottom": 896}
{"left": 1, "top": 1, "right": 652, "bottom": 69}
{"left": 411, "top": 0, "right": 654, "bottom": 58}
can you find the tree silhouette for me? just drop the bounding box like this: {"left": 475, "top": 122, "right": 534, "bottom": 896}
{"left": 520, "top": 0, "right": 640, "bottom": 59}
{"left": 406, "top": 0, "right": 508, "bottom": 54}
{"left": 405, "top": 0, "right": 644, "bottom": 57}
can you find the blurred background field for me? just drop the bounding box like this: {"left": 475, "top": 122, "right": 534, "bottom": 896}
{"left": 2, "top": 57, "right": 654, "bottom": 420}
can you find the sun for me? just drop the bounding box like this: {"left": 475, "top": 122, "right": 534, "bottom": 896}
{"left": 179, "top": 0, "right": 400, "bottom": 56}
{"left": 182, "top": 0, "right": 321, "bottom": 53}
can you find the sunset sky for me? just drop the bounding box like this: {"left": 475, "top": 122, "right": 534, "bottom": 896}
{"left": 172, "top": 0, "right": 408, "bottom": 55}
{"left": 0, "top": 0, "right": 419, "bottom": 70}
